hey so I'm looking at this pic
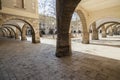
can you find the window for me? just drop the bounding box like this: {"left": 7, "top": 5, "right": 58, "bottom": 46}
{"left": 15, "top": 0, "right": 24, "bottom": 9}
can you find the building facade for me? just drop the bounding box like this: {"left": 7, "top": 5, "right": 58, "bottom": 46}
{"left": 0, "top": 0, "right": 40, "bottom": 43}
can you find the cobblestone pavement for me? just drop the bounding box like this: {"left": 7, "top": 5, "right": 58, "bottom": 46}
{"left": 0, "top": 38, "right": 120, "bottom": 80}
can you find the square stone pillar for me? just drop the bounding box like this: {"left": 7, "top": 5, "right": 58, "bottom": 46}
{"left": 108, "top": 28, "right": 113, "bottom": 36}
{"left": 32, "top": 24, "right": 40, "bottom": 43}
{"left": 21, "top": 32, "right": 27, "bottom": 41}
{"left": 15, "top": 29, "right": 20, "bottom": 39}
{"left": 82, "top": 32, "right": 89, "bottom": 44}
{"left": 55, "top": 0, "right": 81, "bottom": 57}
{"left": 92, "top": 30, "right": 99, "bottom": 40}
{"left": 32, "top": 32, "right": 40, "bottom": 43}
{"left": 102, "top": 26, "right": 107, "bottom": 38}
{"left": 21, "top": 36, "right": 27, "bottom": 41}
{"left": 56, "top": 33, "right": 72, "bottom": 57}
{"left": 102, "top": 31, "right": 106, "bottom": 38}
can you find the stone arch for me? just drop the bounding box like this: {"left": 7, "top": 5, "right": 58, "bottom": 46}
{"left": 1, "top": 24, "right": 21, "bottom": 39}
{"left": 1, "top": 17, "right": 39, "bottom": 43}
{"left": 4, "top": 27, "right": 16, "bottom": 38}
{"left": 105, "top": 24, "right": 118, "bottom": 32}
{"left": 1, "top": 28, "right": 10, "bottom": 37}
{"left": 0, "top": 28, "right": 6, "bottom": 37}
{"left": 21, "top": 24, "right": 29, "bottom": 41}
{"left": 105, "top": 24, "right": 118, "bottom": 36}
{"left": 2, "top": 27, "right": 11, "bottom": 37}
{"left": 2, "top": 27, "right": 15, "bottom": 38}
{"left": 2, "top": 24, "right": 22, "bottom": 33}
{"left": 1, "top": 14, "right": 40, "bottom": 43}
{"left": 98, "top": 22, "right": 120, "bottom": 37}
{"left": 116, "top": 26, "right": 120, "bottom": 34}
{"left": 2, "top": 18, "right": 35, "bottom": 33}
{"left": 97, "top": 21, "right": 120, "bottom": 30}
{"left": 89, "top": 17, "right": 120, "bottom": 27}
{"left": 75, "top": 10, "right": 89, "bottom": 43}
{"left": 117, "top": 26, "right": 120, "bottom": 30}
{"left": 56, "top": 0, "right": 81, "bottom": 57}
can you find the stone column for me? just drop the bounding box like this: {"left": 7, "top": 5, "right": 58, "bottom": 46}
{"left": 102, "top": 26, "right": 106, "bottom": 38}
{"left": 0, "top": 30, "right": 3, "bottom": 36}
{"left": 82, "top": 32, "right": 89, "bottom": 44}
{"left": 15, "top": 28, "right": 20, "bottom": 39}
{"left": 3, "top": 29, "right": 9, "bottom": 37}
{"left": 21, "top": 24, "right": 27, "bottom": 41}
{"left": 108, "top": 27, "right": 113, "bottom": 36}
{"left": 77, "top": 10, "right": 90, "bottom": 44}
{"left": 1, "top": 29, "right": 6, "bottom": 37}
{"left": 9, "top": 28, "right": 15, "bottom": 38}
{"left": 92, "top": 30, "right": 98, "bottom": 40}
{"left": 92, "top": 22, "right": 99, "bottom": 40}
{"left": 55, "top": 0, "right": 81, "bottom": 57}
{"left": 32, "top": 22, "right": 40, "bottom": 43}
{"left": 113, "top": 27, "right": 117, "bottom": 35}
{"left": 5, "top": 28, "right": 14, "bottom": 38}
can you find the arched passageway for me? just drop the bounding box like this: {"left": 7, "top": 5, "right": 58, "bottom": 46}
{"left": 21, "top": 24, "right": 33, "bottom": 42}
{"left": 0, "top": 28, "right": 8, "bottom": 37}
{"left": 76, "top": 10, "right": 89, "bottom": 44}
{"left": 90, "top": 21, "right": 120, "bottom": 39}
{"left": 4, "top": 27, "right": 16, "bottom": 38}
{"left": 0, "top": 18, "right": 40, "bottom": 43}
{"left": 89, "top": 20, "right": 120, "bottom": 47}
{"left": 0, "top": 14, "right": 40, "bottom": 43}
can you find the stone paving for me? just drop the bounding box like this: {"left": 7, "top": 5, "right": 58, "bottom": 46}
{"left": 0, "top": 38, "right": 120, "bottom": 80}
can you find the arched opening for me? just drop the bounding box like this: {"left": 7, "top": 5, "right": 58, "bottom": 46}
{"left": 70, "top": 12, "right": 82, "bottom": 40}
{"left": 21, "top": 24, "right": 33, "bottom": 42}
{"left": 38, "top": 0, "right": 57, "bottom": 44}
{"left": 0, "top": 18, "right": 37, "bottom": 43}
{"left": 2, "top": 24, "right": 22, "bottom": 39}
{"left": 90, "top": 21, "right": 120, "bottom": 47}
{"left": 70, "top": 11, "right": 90, "bottom": 45}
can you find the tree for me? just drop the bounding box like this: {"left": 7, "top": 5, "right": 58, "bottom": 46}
{"left": 47, "top": 0, "right": 56, "bottom": 18}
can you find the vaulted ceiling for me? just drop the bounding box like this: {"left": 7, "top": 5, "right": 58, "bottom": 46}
{"left": 76, "top": 0, "right": 120, "bottom": 25}
{"left": 77, "top": 0, "right": 120, "bottom": 12}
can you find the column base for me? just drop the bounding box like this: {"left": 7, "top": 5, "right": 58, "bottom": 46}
{"left": 102, "top": 35, "right": 107, "bottom": 38}
{"left": 15, "top": 37, "right": 20, "bottom": 39}
{"left": 92, "top": 31, "right": 99, "bottom": 40}
{"left": 56, "top": 50, "right": 72, "bottom": 58}
{"left": 8, "top": 36, "right": 14, "bottom": 38}
{"left": 55, "top": 33, "right": 72, "bottom": 57}
{"left": 21, "top": 37, "right": 27, "bottom": 41}
{"left": 109, "top": 33, "right": 113, "bottom": 36}
{"left": 92, "top": 38, "right": 99, "bottom": 40}
{"left": 32, "top": 40, "right": 40, "bottom": 43}
{"left": 56, "top": 44, "right": 72, "bottom": 57}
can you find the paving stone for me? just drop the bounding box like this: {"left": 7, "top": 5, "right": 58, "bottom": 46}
{"left": 0, "top": 38, "right": 120, "bottom": 80}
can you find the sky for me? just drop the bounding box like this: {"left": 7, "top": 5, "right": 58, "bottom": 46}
{"left": 38, "top": 0, "right": 55, "bottom": 15}
{"left": 38, "top": 0, "right": 80, "bottom": 20}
